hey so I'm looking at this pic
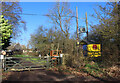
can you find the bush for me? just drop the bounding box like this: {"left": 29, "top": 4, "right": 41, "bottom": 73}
{"left": 64, "top": 54, "right": 87, "bottom": 68}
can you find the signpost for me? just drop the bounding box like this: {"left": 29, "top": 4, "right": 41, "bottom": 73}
{"left": 80, "top": 12, "right": 101, "bottom": 57}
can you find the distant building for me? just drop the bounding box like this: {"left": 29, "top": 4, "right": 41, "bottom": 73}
{"left": 13, "top": 43, "right": 22, "bottom": 51}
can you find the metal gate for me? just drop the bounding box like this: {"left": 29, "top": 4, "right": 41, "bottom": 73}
{"left": 3, "top": 56, "right": 62, "bottom": 71}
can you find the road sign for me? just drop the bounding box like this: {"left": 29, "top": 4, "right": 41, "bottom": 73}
{"left": 87, "top": 44, "right": 101, "bottom": 52}
{"left": 87, "top": 44, "right": 101, "bottom": 57}
{"left": 79, "top": 26, "right": 86, "bottom": 33}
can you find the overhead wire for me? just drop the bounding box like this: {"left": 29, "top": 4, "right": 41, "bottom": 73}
{"left": 7, "top": 12, "right": 85, "bottom": 19}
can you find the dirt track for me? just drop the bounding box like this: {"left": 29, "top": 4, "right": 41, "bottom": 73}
{"left": 2, "top": 69, "right": 101, "bottom": 82}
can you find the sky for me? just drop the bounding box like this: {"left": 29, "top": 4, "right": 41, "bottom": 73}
{"left": 14, "top": 2, "right": 107, "bottom": 47}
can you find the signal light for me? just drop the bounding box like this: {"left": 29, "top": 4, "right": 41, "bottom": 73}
{"left": 93, "top": 45, "right": 97, "bottom": 50}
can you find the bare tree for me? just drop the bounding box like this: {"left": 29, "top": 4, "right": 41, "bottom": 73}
{"left": 1, "top": 2, "right": 26, "bottom": 38}
{"left": 46, "top": 2, "right": 74, "bottom": 39}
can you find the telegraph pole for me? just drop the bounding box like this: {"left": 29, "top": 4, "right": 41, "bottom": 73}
{"left": 76, "top": 6, "right": 79, "bottom": 56}
{"left": 85, "top": 12, "right": 88, "bottom": 42}
{"left": 0, "top": 2, "right": 2, "bottom": 51}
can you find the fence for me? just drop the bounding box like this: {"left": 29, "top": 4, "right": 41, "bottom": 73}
{"left": 0, "top": 55, "right": 63, "bottom": 72}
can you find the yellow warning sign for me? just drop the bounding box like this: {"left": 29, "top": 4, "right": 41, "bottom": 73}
{"left": 87, "top": 44, "right": 101, "bottom": 57}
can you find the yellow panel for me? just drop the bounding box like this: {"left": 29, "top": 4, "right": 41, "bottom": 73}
{"left": 87, "top": 44, "right": 101, "bottom": 52}
{"left": 87, "top": 44, "right": 101, "bottom": 57}
{"left": 88, "top": 51, "right": 101, "bottom": 57}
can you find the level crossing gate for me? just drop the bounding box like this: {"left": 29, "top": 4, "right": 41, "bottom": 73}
{"left": 1, "top": 55, "right": 62, "bottom": 72}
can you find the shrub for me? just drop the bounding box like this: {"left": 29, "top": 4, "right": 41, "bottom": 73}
{"left": 64, "top": 54, "right": 87, "bottom": 68}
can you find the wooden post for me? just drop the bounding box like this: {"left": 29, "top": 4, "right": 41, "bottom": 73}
{"left": 76, "top": 6, "right": 79, "bottom": 56}
{"left": 47, "top": 56, "right": 50, "bottom": 68}
{"left": 4, "top": 55, "right": 6, "bottom": 71}
{"left": 57, "top": 43, "right": 59, "bottom": 56}
{"left": 62, "top": 54, "right": 65, "bottom": 66}
{"left": 86, "top": 12, "right": 88, "bottom": 42}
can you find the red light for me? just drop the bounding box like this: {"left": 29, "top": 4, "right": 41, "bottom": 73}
{"left": 93, "top": 45, "right": 97, "bottom": 50}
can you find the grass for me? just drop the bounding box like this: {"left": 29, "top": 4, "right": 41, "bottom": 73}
{"left": 25, "top": 58, "right": 47, "bottom": 65}
{"left": 12, "top": 55, "right": 30, "bottom": 57}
